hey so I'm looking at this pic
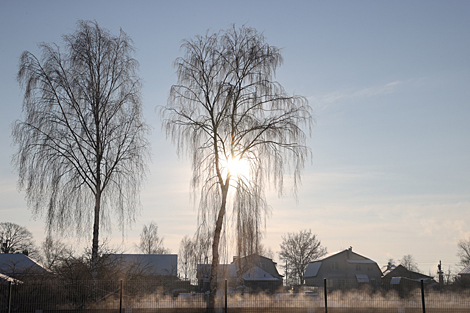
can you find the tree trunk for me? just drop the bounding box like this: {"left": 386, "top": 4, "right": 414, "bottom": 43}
{"left": 91, "top": 188, "right": 101, "bottom": 278}
{"left": 207, "top": 185, "right": 228, "bottom": 313}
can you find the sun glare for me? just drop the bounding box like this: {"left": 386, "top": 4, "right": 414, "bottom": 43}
{"left": 226, "top": 156, "right": 250, "bottom": 180}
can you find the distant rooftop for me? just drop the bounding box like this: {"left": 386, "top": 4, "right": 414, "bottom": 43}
{"left": 0, "top": 253, "right": 48, "bottom": 275}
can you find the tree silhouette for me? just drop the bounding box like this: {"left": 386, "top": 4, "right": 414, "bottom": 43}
{"left": 13, "top": 20, "right": 149, "bottom": 271}
{"left": 279, "top": 229, "right": 327, "bottom": 285}
{"left": 162, "top": 25, "right": 312, "bottom": 311}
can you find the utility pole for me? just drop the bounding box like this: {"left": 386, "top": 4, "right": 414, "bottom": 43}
{"left": 437, "top": 260, "right": 444, "bottom": 287}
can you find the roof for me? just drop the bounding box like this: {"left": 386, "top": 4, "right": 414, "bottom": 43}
{"left": 458, "top": 264, "right": 470, "bottom": 275}
{"left": 0, "top": 273, "right": 22, "bottom": 285}
{"left": 241, "top": 266, "right": 281, "bottom": 281}
{"left": 303, "top": 262, "right": 322, "bottom": 278}
{"left": 347, "top": 259, "right": 376, "bottom": 264}
{"left": 104, "top": 254, "right": 177, "bottom": 276}
{"left": 310, "top": 248, "right": 372, "bottom": 263}
{"left": 382, "top": 264, "right": 433, "bottom": 280}
{"left": 197, "top": 254, "right": 283, "bottom": 283}
{"left": 0, "top": 254, "right": 48, "bottom": 275}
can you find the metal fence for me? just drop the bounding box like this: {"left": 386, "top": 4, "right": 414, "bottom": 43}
{"left": 1, "top": 278, "right": 470, "bottom": 313}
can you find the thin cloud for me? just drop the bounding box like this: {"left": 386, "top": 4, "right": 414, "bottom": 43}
{"left": 309, "top": 80, "right": 404, "bottom": 110}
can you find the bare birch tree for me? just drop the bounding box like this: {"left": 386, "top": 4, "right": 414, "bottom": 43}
{"left": 13, "top": 20, "right": 149, "bottom": 270}
{"left": 179, "top": 235, "right": 195, "bottom": 281}
{"left": 279, "top": 229, "right": 327, "bottom": 285}
{"left": 137, "top": 222, "right": 170, "bottom": 254}
{"left": 162, "top": 25, "right": 312, "bottom": 310}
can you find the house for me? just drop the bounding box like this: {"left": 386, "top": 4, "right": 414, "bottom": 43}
{"left": 197, "top": 254, "right": 283, "bottom": 293}
{"left": 104, "top": 254, "right": 178, "bottom": 277}
{"left": 381, "top": 263, "right": 436, "bottom": 294}
{"left": 381, "top": 263, "right": 434, "bottom": 285}
{"left": 303, "top": 247, "right": 382, "bottom": 289}
{"left": 0, "top": 253, "right": 49, "bottom": 277}
{"left": 457, "top": 264, "right": 470, "bottom": 281}
{"left": 197, "top": 263, "right": 237, "bottom": 292}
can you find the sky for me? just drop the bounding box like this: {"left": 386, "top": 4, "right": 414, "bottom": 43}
{"left": 1, "top": 0, "right": 469, "bottom": 277}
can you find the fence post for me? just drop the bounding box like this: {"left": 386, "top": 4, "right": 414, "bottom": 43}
{"left": 7, "top": 281, "right": 12, "bottom": 313}
{"left": 324, "top": 278, "right": 328, "bottom": 313}
{"left": 120, "top": 280, "right": 123, "bottom": 313}
{"left": 421, "top": 279, "right": 426, "bottom": 313}
{"left": 224, "top": 279, "right": 228, "bottom": 313}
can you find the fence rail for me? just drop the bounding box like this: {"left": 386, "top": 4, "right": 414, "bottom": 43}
{"left": 1, "top": 278, "right": 470, "bottom": 313}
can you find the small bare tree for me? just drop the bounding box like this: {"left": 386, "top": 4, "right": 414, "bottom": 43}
{"left": 41, "top": 235, "right": 72, "bottom": 270}
{"left": 13, "top": 20, "right": 149, "bottom": 270}
{"left": 457, "top": 238, "right": 470, "bottom": 267}
{"left": 137, "top": 222, "right": 170, "bottom": 254}
{"left": 0, "top": 222, "right": 39, "bottom": 257}
{"left": 279, "top": 229, "right": 326, "bottom": 285}
{"left": 162, "top": 25, "right": 312, "bottom": 310}
{"left": 400, "top": 254, "right": 420, "bottom": 272}
{"left": 179, "top": 235, "right": 195, "bottom": 281}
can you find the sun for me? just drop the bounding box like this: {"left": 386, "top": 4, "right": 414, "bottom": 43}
{"left": 226, "top": 155, "right": 250, "bottom": 180}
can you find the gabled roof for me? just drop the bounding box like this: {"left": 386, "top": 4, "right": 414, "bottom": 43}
{"left": 104, "top": 254, "right": 177, "bottom": 276}
{"left": 242, "top": 266, "right": 280, "bottom": 281}
{"left": 304, "top": 261, "right": 322, "bottom": 277}
{"left": 309, "top": 248, "right": 371, "bottom": 263}
{"left": 0, "top": 253, "right": 48, "bottom": 275}
{"left": 233, "top": 254, "right": 283, "bottom": 279}
{"left": 458, "top": 264, "right": 470, "bottom": 275}
{"left": 382, "top": 264, "right": 433, "bottom": 280}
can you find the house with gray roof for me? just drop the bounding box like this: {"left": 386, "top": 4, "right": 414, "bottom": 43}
{"left": 303, "top": 247, "right": 382, "bottom": 289}
{"left": 197, "top": 254, "right": 283, "bottom": 293}
{"left": 104, "top": 254, "right": 178, "bottom": 277}
{"left": 458, "top": 264, "right": 470, "bottom": 280}
{"left": 0, "top": 253, "right": 49, "bottom": 277}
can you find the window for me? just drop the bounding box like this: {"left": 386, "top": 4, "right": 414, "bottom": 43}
{"left": 356, "top": 265, "right": 361, "bottom": 271}
{"left": 331, "top": 262, "right": 338, "bottom": 270}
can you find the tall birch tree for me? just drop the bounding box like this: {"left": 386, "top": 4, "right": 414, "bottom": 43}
{"left": 13, "top": 20, "right": 149, "bottom": 270}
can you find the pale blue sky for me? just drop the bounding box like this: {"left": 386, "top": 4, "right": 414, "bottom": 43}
{"left": 1, "top": 0, "right": 469, "bottom": 276}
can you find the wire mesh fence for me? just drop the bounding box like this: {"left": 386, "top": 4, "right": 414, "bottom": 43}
{"left": 1, "top": 278, "right": 470, "bottom": 313}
